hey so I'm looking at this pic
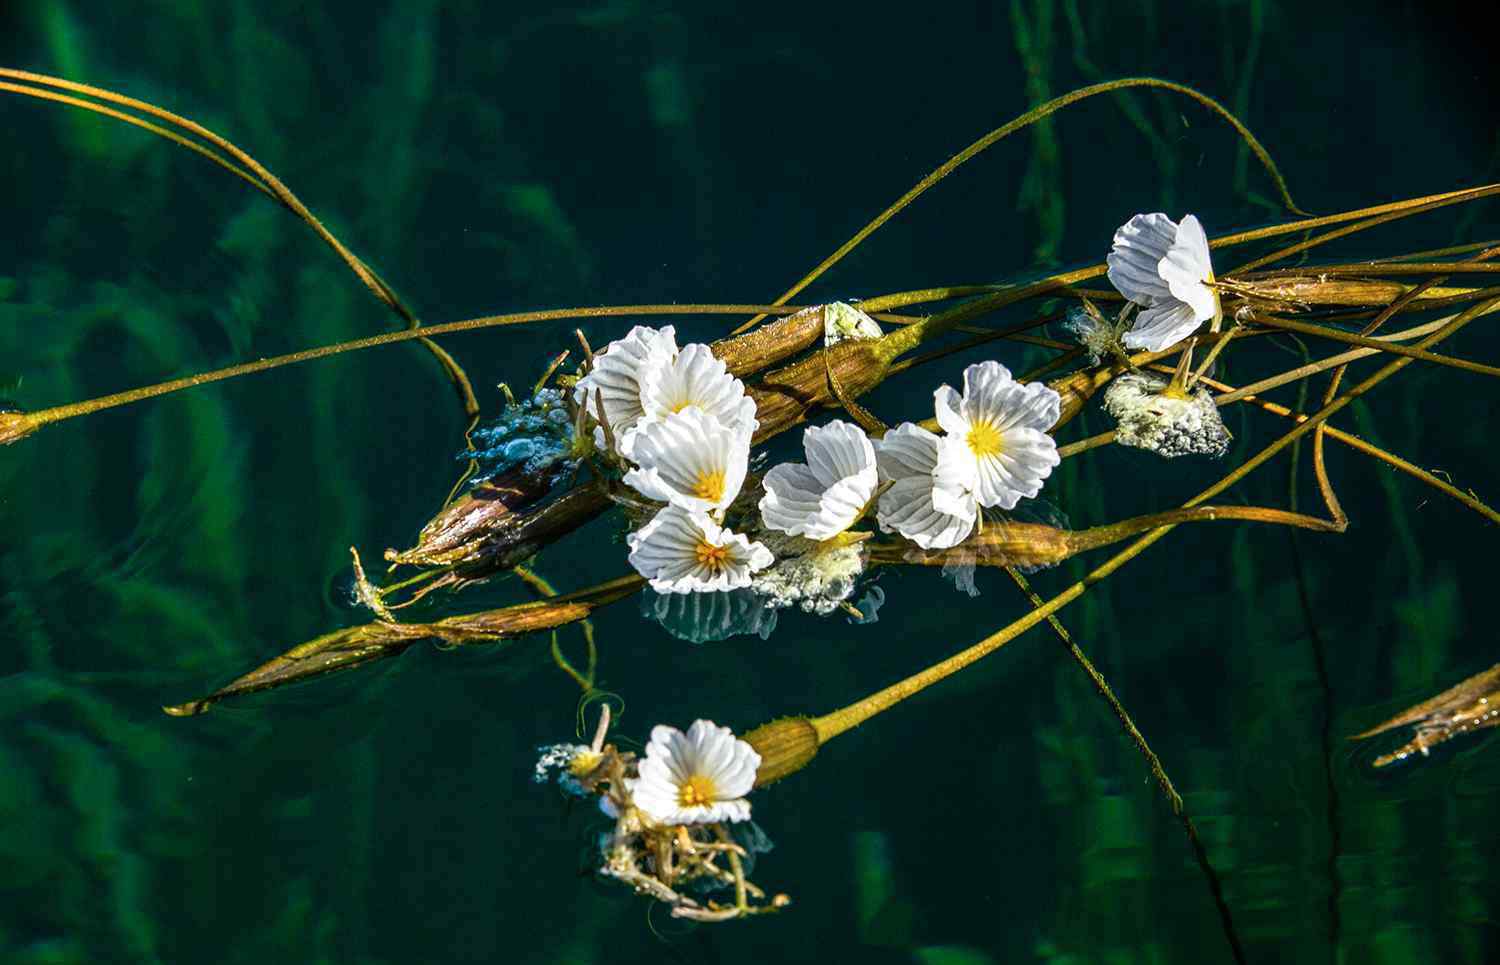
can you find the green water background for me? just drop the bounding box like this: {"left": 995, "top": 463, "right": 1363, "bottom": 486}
{"left": 2, "top": 1, "right": 1498, "bottom": 962}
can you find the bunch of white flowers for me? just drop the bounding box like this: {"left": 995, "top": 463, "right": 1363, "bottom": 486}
{"left": 576, "top": 327, "right": 774, "bottom": 594}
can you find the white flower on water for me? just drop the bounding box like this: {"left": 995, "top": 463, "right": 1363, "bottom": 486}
{"left": 823, "top": 301, "right": 883, "bottom": 345}
{"left": 636, "top": 343, "right": 759, "bottom": 450}
{"left": 626, "top": 504, "right": 774, "bottom": 593}
{"left": 624, "top": 408, "right": 751, "bottom": 514}
{"left": 873, "top": 422, "right": 978, "bottom": 550}
{"left": 573, "top": 325, "right": 679, "bottom": 452}
{"left": 1107, "top": 213, "right": 1222, "bottom": 352}
{"left": 627, "top": 719, "right": 761, "bottom": 826}
{"left": 933, "top": 361, "right": 1061, "bottom": 510}
{"left": 759, "top": 420, "right": 878, "bottom": 540}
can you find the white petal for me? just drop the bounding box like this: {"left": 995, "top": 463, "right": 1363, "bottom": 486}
{"left": 573, "top": 325, "right": 678, "bottom": 449}
{"left": 626, "top": 505, "right": 772, "bottom": 594}
{"left": 1107, "top": 213, "right": 1178, "bottom": 306}
{"left": 932, "top": 384, "right": 970, "bottom": 437}
{"left": 639, "top": 343, "right": 759, "bottom": 439}
{"left": 760, "top": 421, "right": 878, "bottom": 540}
{"left": 1157, "top": 213, "right": 1220, "bottom": 324}
{"left": 874, "top": 424, "right": 977, "bottom": 549}
{"left": 1123, "top": 301, "right": 1202, "bottom": 352}
{"left": 623, "top": 408, "right": 750, "bottom": 513}
{"left": 873, "top": 422, "right": 943, "bottom": 482}
{"left": 976, "top": 427, "right": 1060, "bottom": 510}
{"left": 932, "top": 436, "right": 985, "bottom": 518}
{"left": 804, "top": 420, "right": 875, "bottom": 487}
{"left": 956, "top": 361, "right": 1060, "bottom": 432}
{"left": 876, "top": 477, "right": 976, "bottom": 550}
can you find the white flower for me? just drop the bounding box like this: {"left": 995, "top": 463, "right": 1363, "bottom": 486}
{"left": 823, "top": 301, "right": 883, "bottom": 345}
{"left": 636, "top": 343, "right": 759, "bottom": 449}
{"left": 933, "top": 361, "right": 1061, "bottom": 510}
{"left": 624, "top": 405, "right": 750, "bottom": 516}
{"left": 626, "top": 504, "right": 774, "bottom": 593}
{"left": 627, "top": 719, "right": 761, "bottom": 826}
{"left": 1102, "top": 373, "right": 1231, "bottom": 458}
{"left": 573, "top": 325, "right": 679, "bottom": 451}
{"left": 872, "top": 422, "right": 978, "bottom": 550}
{"left": 759, "top": 420, "right": 878, "bottom": 540}
{"left": 1107, "top": 213, "right": 1222, "bottom": 352}
{"left": 623, "top": 408, "right": 751, "bottom": 514}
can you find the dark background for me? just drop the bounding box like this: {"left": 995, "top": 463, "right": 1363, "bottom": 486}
{"left": 2, "top": 1, "right": 1498, "bottom": 962}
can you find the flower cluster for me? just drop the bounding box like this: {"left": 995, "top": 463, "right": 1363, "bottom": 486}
{"left": 580, "top": 326, "right": 1073, "bottom": 604}
{"left": 534, "top": 711, "right": 788, "bottom": 920}
{"left": 575, "top": 327, "right": 774, "bottom": 594}
{"left": 876, "top": 361, "right": 1063, "bottom": 550}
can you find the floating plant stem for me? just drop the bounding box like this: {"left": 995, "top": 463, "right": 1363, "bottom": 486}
{"left": 1244, "top": 312, "right": 1500, "bottom": 377}
{"left": 750, "top": 295, "right": 1494, "bottom": 768}
{"left": 734, "top": 76, "right": 1301, "bottom": 334}
{"left": 1228, "top": 182, "right": 1500, "bottom": 275}
{"left": 1350, "top": 663, "right": 1500, "bottom": 767}
{"left": 164, "top": 574, "right": 643, "bottom": 716}
{"left": 2, "top": 303, "right": 806, "bottom": 444}
{"left": 0, "top": 67, "right": 482, "bottom": 426}
{"left": 1002, "top": 564, "right": 1247, "bottom": 965}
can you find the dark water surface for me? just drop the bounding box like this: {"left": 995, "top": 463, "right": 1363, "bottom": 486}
{"left": 2, "top": 2, "right": 1498, "bottom": 962}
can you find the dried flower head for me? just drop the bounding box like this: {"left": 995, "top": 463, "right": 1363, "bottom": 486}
{"left": 751, "top": 531, "right": 868, "bottom": 615}
{"left": 624, "top": 407, "right": 752, "bottom": 514}
{"left": 873, "top": 423, "right": 978, "bottom": 550}
{"left": 628, "top": 720, "right": 762, "bottom": 826}
{"left": 1102, "top": 373, "right": 1232, "bottom": 458}
{"left": 1107, "top": 213, "right": 1222, "bottom": 351}
{"left": 1064, "top": 304, "right": 1128, "bottom": 365}
{"left": 627, "top": 505, "right": 774, "bottom": 593}
{"left": 933, "top": 361, "right": 1061, "bottom": 510}
{"left": 759, "top": 420, "right": 878, "bottom": 540}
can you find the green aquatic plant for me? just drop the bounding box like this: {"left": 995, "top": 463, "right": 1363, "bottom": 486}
{"left": 4, "top": 61, "right": 1499, "bottom": 959}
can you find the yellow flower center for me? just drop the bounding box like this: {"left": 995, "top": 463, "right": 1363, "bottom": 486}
{"left": 966, "top": 421, "right": 1004, "bottom": 459}
{"left": 692, "top": 468, "right": 726, "bottom": 503}
{"left": 694, "top": 539, "right": 729, "bottom": 569}
{"left": 678, "top": 774, "right": 718, "bottom": 808}
{"left": 567, "top": 749, "right": 602, "bottom": 778}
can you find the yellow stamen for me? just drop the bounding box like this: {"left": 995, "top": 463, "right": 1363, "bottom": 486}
{"left": 692, "top": 469, "right": 726, "bottom": 502}
{"left": 694, "top": 539, "right": 729, "bottom": 570}
{"left": 966, "top": 421, "right": 1004, "bottom": 459}
{"left": 567, "top": 749, "right": 602, "bottom": 778}
{"left": 678, "top": 774, "right": 718, "bottom": 807}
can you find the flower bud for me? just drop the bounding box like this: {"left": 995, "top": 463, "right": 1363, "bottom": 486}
{"left": 386, "top": 467, "right": 592, "bottom": 570}
{"left": 711, "top": 304, "right": 830, "bottom": 377}
{"left": 743, "top": 715, "right": 821, "bottom": 787}
{"left": 747, "top": 340, "right": 891, "bottom": 443}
